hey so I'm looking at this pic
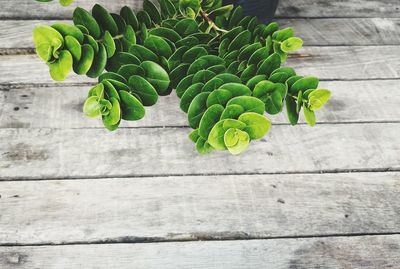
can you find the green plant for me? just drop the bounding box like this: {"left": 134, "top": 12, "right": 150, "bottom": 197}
{"left": 33, "top": 0, "right": 331, "bottom": 155}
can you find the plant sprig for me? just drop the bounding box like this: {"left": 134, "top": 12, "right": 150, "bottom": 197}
{"left": 33, "top": 0, "right": 332, "bottom": 155}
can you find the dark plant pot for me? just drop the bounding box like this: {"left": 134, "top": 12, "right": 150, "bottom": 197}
{"left": 222, "top": 0, "right": 279, "bottom": 22}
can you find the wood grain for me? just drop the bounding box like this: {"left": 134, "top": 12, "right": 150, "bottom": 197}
{"left": 1, "top": 46, "right": 400, "bottom": 85}
{"left": 0, "top": 0, "right": 399, "bottom": 19}
{"left": 1, "top": 235, "right": 399, "bottom": 268}
{"left": 2, "top": 18, "right": 400, "bottom": 50}
{"left": 1, "top": 80, "right": 399, "bottom": 129}
{"left": 0, "top": 173, "right": 399, "bottom": 244}
{"left": 0, "top": 123, "right": 399, "bottom": 179}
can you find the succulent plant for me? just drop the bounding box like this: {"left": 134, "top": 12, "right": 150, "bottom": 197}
{"left": 33, "top": 0, "right": 331, "bottom": 155}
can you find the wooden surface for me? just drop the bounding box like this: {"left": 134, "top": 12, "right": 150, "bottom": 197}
{"left": 0, "top": 0, "right": 399, "bottom": 268}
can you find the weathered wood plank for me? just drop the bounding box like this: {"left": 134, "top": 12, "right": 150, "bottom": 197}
{"left": 0, "top": 124, "right": 399, "bottom": 179}
{"left": 0, "top": 0, "right": 399, "bottom": 19}
{"left": 1, "top": 46, "right": 400, "bottom": 84}
{"left": 0, "top": 172, "right": 399, "bottom": 244}
{"left": 1, "top": 80, "right": 399, "bottom": 129}
{"left": 2, "top": 18, "right": 400, "bottom": 49}
{"left": 1, "top": 235, "right": 399, "bottom": 268}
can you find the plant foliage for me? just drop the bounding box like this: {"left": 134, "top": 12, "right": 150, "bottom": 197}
{"left": 33, "top": 0, "right": 332, "bottom": 155}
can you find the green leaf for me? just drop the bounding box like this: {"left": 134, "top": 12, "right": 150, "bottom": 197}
{"left": 119, "top": 90, "right": 145, "bottom": 121}
{"left": 143, "top": 0, "right": 162, "bottom": 24}
{"left": 92, "top": 4, "right": 119, "bottom": 36}
{"left": 238, "top": 112, "right": 271, "bottom": 140}
{"left": 272, "top": 27, "right": 294, "bottom": 42}
{"left": 246, "top": 75, "right": 267, "bottom": 91}
{"left": 160, "top": 0, "right": 177, "bottom": 18}
{"left": 187, "top": 92, "right": 210, "bottom": 129}
{"left": 102, "top": 97, "right": 121, "bottom": 126}
{"left": 290, "top": 76, "right": 319, "bottom": 94}
{"left": 199, "top": 104, "right": 224, "bottom": 139}
{"left": 101, "top": 80, "right": 120, "bottom": 101}
{"left": 51, "top": 23, "right": 84, "bottom": 43}
{"left": 202, "top": 78, "right": 224, "bottom": 93}
{"left": 144, "top": 35, "right": 173, "bottom": 58}
{"left": 228, "top": 30, "right": 251, "bottom": 52}
{"left": 208, "top": 120, "right": 227, "bottom": 150}
{"left": 308, "top": 89, "right": 331, "bottom": 110}
{"left": 178, "top": 0, "right": 201, "bottom": 16}
{"left": 83, "top": 96, "right": 101, "bottom": 118}
{"left": 64, "top": 35, "right": 81, "bottom": 61}
{"left": 188, "top": 55, "right": 225, "bottom": 74}
{"left": 73, "top": 44, "right": 94, "bottom": 75}
{"left": 182, "top": 47, "right": 208, "bottom": 63}
{"left": 206, "top": 89, "right": 233, "bottom": 107}
{"left": 118, "top": 64, "right": 145, "bottom": 81}
{"left": 224, "top": 128, "right": 250, "bottom": 155}
{"left": 107, "top": 52, "right": 140, "bottom": 73}
{"left": 219, "top": 83, "right": 252, "bottom": 97}
{"left": 87, "top": 43, "right": 107, "bottom": 78}
{"left": 128, "top": 75, "right": 159, "bottom": 106}
{"left": 120, "top": 6, "right": 139, "bottom": 31}
{"left": 193, "top": 70, "right": 216, "bottom": 84}
{"left": 99, "top": 72, "right": 127, "bottom": 84}
{"left": 141, "top": 61, "right": 171, "bottom": 95}
{"left": 180, "top": 83, "right": 204, "bottom": 112}
{"left": 48, "top": 50, "right": 73, "bottom": 81}
{"left": 129, "top": 44, "right": 158, "bottom": 62}
{"left": 220, "top": 104, "right": 245, "bottom": 120}
{"left": 226, "top": 96, "right": 265, "bottom": 115}
{"left": 257, "top": 53, "right": 281, "bottom": 76}
{"left": 286, "top": 96, "right": 299, "bottom": 125}
{"left": 33, "top": 25, "right": 64, "bottom": 62}
{"left": 303, "top": 104, "right": 316, "bottom": 126}
{"left": 281, "top": 37, "right": 303, "bottom": 53}
{"left": 73, "top": 7, "right": 101, "bottom": 39}
{"left": 102, "top": 31, "right": 116, "bottom": 58}
{"left": 150, "top": 27, "right": 182, "bottom": 43}
{"left": 223, "top": 119, "right": 246, "bottom": 130}
{"left": 176, "top": 74, "right": 194, "bottom": 98}
{"left": 174, "top": 18, "right": 199, "bottom": 36}
{"left": 195, "top": 137, "right": 214, "bottom": 155}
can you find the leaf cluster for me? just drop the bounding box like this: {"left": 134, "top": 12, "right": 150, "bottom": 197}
{"left": 33, "top": 0, "right": 332, "bottom": 155}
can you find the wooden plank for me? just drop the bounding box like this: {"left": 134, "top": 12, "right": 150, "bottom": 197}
{"left": 1, "top": 235, "right": 399, "bottom": 268}
{"left": 1, "top": 46, "right": 400, "bottom": 84}
{"left": 2, "top": 18, "right": 400, "bottom": 50}
{"left": 0, "top": 172, "right": 399, "bottom": 244}
{"left": 277, "top": 0, "right": 400, "bottom": 18}
{"left": 0, "top": 123, "right": 399, "bottom": 179}
{"left": 0, "top": 0, "right": 399, "bottom": 19}
{"left": 1, "top": 80, "right": 399, "bottom": 129}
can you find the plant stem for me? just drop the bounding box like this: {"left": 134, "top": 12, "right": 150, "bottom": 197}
{"left": 200, "top": 10, "right": 228, "bottom": 34}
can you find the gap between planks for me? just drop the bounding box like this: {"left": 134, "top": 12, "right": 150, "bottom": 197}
{"left": 1, "top": 232, "right": 400, "bottom": 247}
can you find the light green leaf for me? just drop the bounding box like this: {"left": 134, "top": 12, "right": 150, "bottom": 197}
{"left": 281, "top": 37, "right": 303, "bottom": 53}
{"left": 303, "top": 104, "right": 316, "bottom": 126}
{"left": 308, "top": 89, "right": 331, "bottom": 110}
{"left": 83, "top": 96, "right": 101, "bottom": 118}
{"left": 33, "top": 25, "right": 64, "bottom": 62}
{"left": 48, "top": 50, "right": 73, "bottom": 81}
{"left": 224, "top": 128, "right": 250, "bottom": 155}
{"left": 238, "top": 112, "right": 271, "bottom": 140}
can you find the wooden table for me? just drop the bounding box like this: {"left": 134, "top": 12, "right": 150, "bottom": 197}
{"left": 1, "top": 0, "right": 400, "bottom": 268}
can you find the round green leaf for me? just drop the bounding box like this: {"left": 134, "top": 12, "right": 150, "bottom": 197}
{"left": 83, "top": 96, "right": 101, "bottom": 118}
{"left": 48, "top": 50, "right": 73, "bottom": 81}
{"left": 141, "top": 61, "right": 170, "bottom": 95}
{"left": 188, "top": 92, "right": 210, "bottom": 129}
{"left": 128, "top": 75, "right": 159, "bottom": 106}
{"left": 238, "top": 112, "right": 271, "bottom": 140}
{"left": 119, "top": 90, "right": 145, "bottom": 121}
